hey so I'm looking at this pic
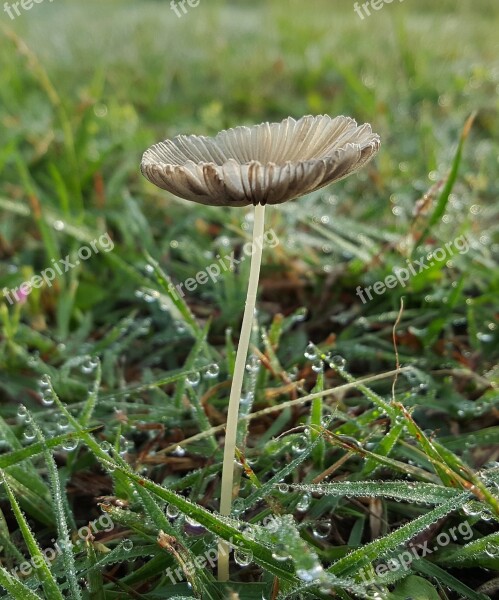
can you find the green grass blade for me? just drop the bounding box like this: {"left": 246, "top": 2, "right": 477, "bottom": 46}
{"left": 413, "top": 113, "right": 476, "bottom": 253}
{"left": 0, "top": 476, "right": 64, "bottom": 599}
{"left": 329, "top": 493, "right": 470, "bottom": 577}
{"left": 291, "top": 481, "right": 461, "bottom": 504}
{"left": 413, "top": 559, "right": 490, "bottom": 600}
{"left": 0, "top": 565, "right": 43, "bottom": 600}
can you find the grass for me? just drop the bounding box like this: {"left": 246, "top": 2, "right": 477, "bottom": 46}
{"left": 0, "top": 0, "right": 498, "bottom": 598}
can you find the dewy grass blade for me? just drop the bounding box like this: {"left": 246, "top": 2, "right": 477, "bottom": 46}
{"left": 328, "top": 493, "right": 471, "bottom": 578}
{"left": 44, "top": 383, "right": 298, "bottom": 585}
{"left": 290, "top": 481, "right": 462, "bottom": 504}
{"left": 412, "top": 112, "right": 476, "bottom": 254}
{"left": 0, "top": 565, "right": 43, "bottom": 600}
{"left": 32, "top": 420, "right": 82, "bottom": 600}
{"left": 84, "top": 539, "right": 105, "bottom": 600}
{"left": 0, "top": 429, "right": 93, "bottom": 469}
{"left": 0, "top": 476, "right": 64, "bottom": 600}
{"left": 143, "top": 249, "right": 204, "bottom": 338}
{"left": 413, "top": 559, "right": 490, "bottom": 600}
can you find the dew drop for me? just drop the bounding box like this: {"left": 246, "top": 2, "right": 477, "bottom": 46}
{"left": 39, "top": 374, "right": 51, "bottom": 390}
{"left": 272, "top": 544, "right": 290, "bottom": 562}
{"left": 62, "top": 438, "right": 78, "bottom": 451}
{"left": 291, "top": 435, "right": 308, "bottom": 454}
{"left": 104, "top": 461, "right": 116, "bottom": 473}
{"left": 40, "top": 389, "right": 55, "bottom": 407}
{"left": 265, "top": 517, "right": 279, "bottom": 533}
{"left": 232, "top": 498, "right": 245, "bottom": 515}
{"left": 81, "top": 357, "right": 99, "bottom": 374}
{"left": 329, "top": 355, "right": 346, "bottom": 370}
{"left": 234, "top": 549, "right": 253, "bottom": 566}
{"left": 291, "top": 307, "right": 308, "bottom": 323}
{"left": 57, "top": 415, "right": 70, "bottom": 431}
{"left": 312, "top": 520, "right": 332, "bottom": 539}
{"left": 477, "top": 332, "right": 493, "bottom": 343}
{"left": 101, "top": 441, "right": 112, "bottom": 453}
{"left": 311, "top": 359, "right": 323, "bottom": 373}
{"left": 205, "top": 363, "right": 220, "bottom": 379}
{"left": 23, "top": 427, "right": 36, "bottom": 442}
{"left": 175, "top": 322, "right": 187, "bottom": 334}
{"left": 186, "top": 372, "right": 201, "bottom": 386}
{"left": 122, "top": 539, "right": 133, "bottom": 551}
{"left": 304, "top": 343, "right": 317, "bottom": 360}
{"left": 165, "top": 504, "right": 180, "bottom": 519}
{"left": 297, "top": 564, "right": 324, "bottom": 582}
{"left": 17, "top": 405, "right": 28, "bottom": 420}
{"left": 296, "top": 493, "right": 312, "bottom": 513}
{"left": 241, "top": 526, "right": 254, "bottom": 540}
{"left": 245, "top": 355, "right": 260, "bottom": 373}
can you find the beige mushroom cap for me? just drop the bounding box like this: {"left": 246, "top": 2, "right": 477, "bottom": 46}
{"left": 141, "top": 115, "right": 380, "bottom": 207}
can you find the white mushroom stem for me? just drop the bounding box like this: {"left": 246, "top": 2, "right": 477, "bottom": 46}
{"left": 218, "top": 202, "right": 266, "bottom": 581}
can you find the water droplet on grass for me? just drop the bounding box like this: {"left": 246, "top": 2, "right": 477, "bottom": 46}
{"left": 165, "top": 504, "right": 180, "bottom": 519}
{"left": 234, "top": 549, "right": 253, "bottom": 566}
{"left": 205, "top": 363, "right": 220, "bottom": 379}
{"left": 81, "top": 357, "right": 99, "bottom": 374}
{"left": 272, "top": 544, "right": 290, "bottom": 561}
{"left": 62, "top": 438, "right": 78, "bottom": 451}
{"left": 329, "top": 355, "right": 346, "bottom": 370}
{"left": 304, "top": 343, "right": 317, "bottom": 360}
{"left": 311, "top": 359, "right": 323, "bottom": 373}
{"left": 292, "top": 435, "right": 308, "bottom": 454}
{"left": 296, "top": 493, "right": 311, "bottom": 512}
{"left": 57, "top": 415, "right": 70, "bottom": 431}
{"left": 291, "top": 308, "right": 308, "bottom": 323}
{"left": 23, "top": 427, "right": 36, "bottom": 441}
{"left": 297, "top": 564, "right": 324, "bottom": 582}
{"left": 246, "top": 355, "right": 260, "bottom": 373}
{"left": 312, "top": 520, "right": 332, "bottom": 539}
{"left": 17, "top": 405, "right": 28, "bottom": 420}
{"left": 39, "top": 375, "right": 51, "bottom": 389}
{"left": 186, "top": 372, "right": 200, "bottom": 386}
{"left": 41, "top": 389, "right": 55, "bottom": 406}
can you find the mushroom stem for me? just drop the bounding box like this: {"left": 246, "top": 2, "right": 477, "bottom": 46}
{"left": 218, "top": 202, "right": 266, "bottom": 581}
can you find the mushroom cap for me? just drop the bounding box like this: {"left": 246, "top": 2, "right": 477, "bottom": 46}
{"left": 141, "top": 115, "right": 380, "bottom": 207}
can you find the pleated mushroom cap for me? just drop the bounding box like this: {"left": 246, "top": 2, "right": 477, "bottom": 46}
{"left": 141, "top": 115, "right": 380, "bottom": 207}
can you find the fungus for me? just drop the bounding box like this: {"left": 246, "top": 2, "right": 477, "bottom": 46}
{"left": 141, "top": 114, "right": 380, "bottom": 580}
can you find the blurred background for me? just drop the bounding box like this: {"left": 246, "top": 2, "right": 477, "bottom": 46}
{"left": 0, "top": 0, "right": 498, "bottom": 419}
{"left": 0, "top": 1, "right": 498, "bottom": 598}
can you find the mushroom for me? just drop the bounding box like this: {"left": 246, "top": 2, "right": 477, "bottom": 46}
{"left": 141, "top": 114, "right": 380, "bottom": 581}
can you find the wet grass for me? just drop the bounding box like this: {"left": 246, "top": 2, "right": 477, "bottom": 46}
{"left": 0, "top": 0, "right": 498, "bottom": 598}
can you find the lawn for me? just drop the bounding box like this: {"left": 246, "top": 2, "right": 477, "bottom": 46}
{"left": 0, "top": 0, "right": 498, "bottom": 598}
